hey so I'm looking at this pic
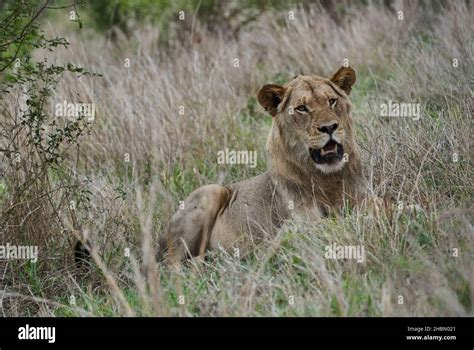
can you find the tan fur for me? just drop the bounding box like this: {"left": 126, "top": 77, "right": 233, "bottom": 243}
{"left": 161, "top": 66, "right": 367, "bottom": 264}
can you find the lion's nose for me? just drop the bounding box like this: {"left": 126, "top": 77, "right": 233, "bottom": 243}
{"left": 318, "top": 122, "right": 339, "bottom": 135}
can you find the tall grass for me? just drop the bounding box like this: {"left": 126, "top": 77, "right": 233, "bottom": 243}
{"left": 1, "top": 1, "right": 472, "bottom": 316}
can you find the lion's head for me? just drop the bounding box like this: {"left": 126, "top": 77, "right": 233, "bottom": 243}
{"left": 258, "top": 66, "right": 358, "bottom": 176}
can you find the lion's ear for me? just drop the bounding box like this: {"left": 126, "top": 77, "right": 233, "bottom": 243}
{"left": 257, "top": 84, "right": 286, "bottom": 116}
{"left": 330, "top": 66, "right": 356, "bottom": 95}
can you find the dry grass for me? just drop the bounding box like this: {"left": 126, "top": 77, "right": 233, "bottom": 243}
{"left": 1, "top": 1, "right": 472, "bottom": 316}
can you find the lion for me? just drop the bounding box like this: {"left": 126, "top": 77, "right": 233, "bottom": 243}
{"left": 160, "top": 66, "right": 369, "bottom": 266}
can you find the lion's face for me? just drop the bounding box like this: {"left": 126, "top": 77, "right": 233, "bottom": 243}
{"left": 258, "top": 66, "right": 357, "bottom": 174}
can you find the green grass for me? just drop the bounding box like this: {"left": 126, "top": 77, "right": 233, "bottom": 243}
{"left": 37, "top": 203, "right": 470, "bottom": 317}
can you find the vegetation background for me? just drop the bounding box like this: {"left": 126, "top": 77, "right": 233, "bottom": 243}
{"left": 0, "top": 0, "right": 472, "bottom": 316}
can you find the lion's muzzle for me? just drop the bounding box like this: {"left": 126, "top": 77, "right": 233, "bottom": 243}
{"left": 309, "top": 139, "right": 344, "bottom": 164}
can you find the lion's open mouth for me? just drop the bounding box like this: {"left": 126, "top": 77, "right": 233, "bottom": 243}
{"left": 309, "top": 140, "right": 344, "bottom": 164}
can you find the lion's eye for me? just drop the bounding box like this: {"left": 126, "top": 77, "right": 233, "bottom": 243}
{"left": 296, "top": 105, "right": 309, "bottom": 113}
{"left": 329, "top": 98, "right": 338, "bottom": 109}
